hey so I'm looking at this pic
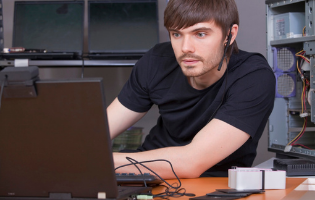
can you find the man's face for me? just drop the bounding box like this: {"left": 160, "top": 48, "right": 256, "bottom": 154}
{"left": 169, "top": 21, "right": 225, "bottom": 77}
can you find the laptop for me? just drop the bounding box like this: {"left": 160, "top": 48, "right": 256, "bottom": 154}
{"left": 0, "top": 69, "right": 151, "bottom": 200}
{"left": 88, "top": 0, "right": 159, "bottom": 60}
{"left": 1, "top": 1, "right": 84, "bottom": 60}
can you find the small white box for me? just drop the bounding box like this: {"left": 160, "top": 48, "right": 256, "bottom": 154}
{"left": 228, "top": 167, "right": 286, "bottom": 190}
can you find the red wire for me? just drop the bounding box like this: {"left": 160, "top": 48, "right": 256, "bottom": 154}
{"left": 296, "top": 55, "right": 309, "bottom": 63}
{"left": 291, "top": 51, "right": 311, "bottom": 149}
{"left": 293, "top": 143, "right": 313, "bottom": 150}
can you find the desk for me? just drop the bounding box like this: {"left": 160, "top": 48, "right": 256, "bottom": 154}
{"left": 152, "top": 177, "right": 307, "bottom": 200}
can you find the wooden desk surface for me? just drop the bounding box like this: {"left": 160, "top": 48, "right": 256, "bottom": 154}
{"left": 152, "top": 177, "right": 307, "bottom": 200}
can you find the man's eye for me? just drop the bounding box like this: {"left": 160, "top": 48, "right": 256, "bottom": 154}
{"left": 172, "top": 33, "right": 180, "bottom": 38}
{"left": 197, "top": 33, "right": 206, "bottom": 37}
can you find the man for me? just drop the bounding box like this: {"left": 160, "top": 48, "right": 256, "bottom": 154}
{"left": 107, "top": 0, "right": 275, "bottom": 178}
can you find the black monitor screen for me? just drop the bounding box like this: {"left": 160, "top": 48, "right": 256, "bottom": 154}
{"left": 89, "top": 0, "right": 159, "bottom": 53}
{"left": 13, "top": 1, "right": 84, "bottom": 52}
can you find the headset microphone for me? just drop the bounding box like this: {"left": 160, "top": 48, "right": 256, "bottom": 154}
{"left": 217, "top": 25, "right": 233, "bottom": 71}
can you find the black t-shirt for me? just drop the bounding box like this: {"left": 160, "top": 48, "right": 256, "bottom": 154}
{"left": 118, "top": 42, "right": 275, "bottom": 177}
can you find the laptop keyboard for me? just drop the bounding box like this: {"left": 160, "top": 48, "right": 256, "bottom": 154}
{"left": 116, "top": 173, "right": 163, "bottom": 186}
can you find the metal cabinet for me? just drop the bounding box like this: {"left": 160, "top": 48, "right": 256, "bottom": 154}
{"left": 266, "top": 0, "right": 315, "bottom": 159}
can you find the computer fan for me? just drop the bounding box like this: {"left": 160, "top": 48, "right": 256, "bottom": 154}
{"left": 272, "top": 47, "right": 296, "bottom": 73}
{"left": 275, "top": 72, "right": 296, "bottom": 98}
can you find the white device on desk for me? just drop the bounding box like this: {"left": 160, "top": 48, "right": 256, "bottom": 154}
{"left": 228, "top": 167, "right": 286, "bottom": 190}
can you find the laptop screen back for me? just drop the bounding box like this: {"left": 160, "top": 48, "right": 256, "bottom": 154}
{"left": 13, "top": 1, "right": 84, "bottom": 52}
{"left": 0, "top": 78, "right": 118, "bottom": 199}
{"left": 88, "top": 0, "right": 159, "bottom": 53}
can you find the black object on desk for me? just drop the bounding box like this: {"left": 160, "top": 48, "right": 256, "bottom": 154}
{"left": 273, "top": 158, "right": 315, "bottom": 176}
{"left": 116, "top": 173, "right": 163, "bottom": 186}
{"left": 0, "top": 70, "right": 151, "bottom": 200}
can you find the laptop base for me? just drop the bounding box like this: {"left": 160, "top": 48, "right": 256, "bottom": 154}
{"left": 0, "top": 187, "right": 152, "bottom": 200}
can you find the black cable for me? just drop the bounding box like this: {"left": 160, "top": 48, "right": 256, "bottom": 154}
{"left": 208, "top": 25, "right": 233, "bottom": 121}
{"left": 81, "top": 55, "right": 85, "bottom": 78}
{"left": 153, "top": 185, "right": 195, "bottom": 199}
{"left": 217, "top": 25, "right": 233, "bottom": 71}
{"left": 0, "top": 75, "right": 7, "bottom": 110}
{"left": 208, "top": 59, "right": 229, "bottom": 123}
{"left": 115, "top": 157, "right": 191, "bottom": 199}
{"left": 125, "top": 157, "right": 148, "bottom": 187}
{"left": 115, "top": 157, "right": 181, "bottom": 190}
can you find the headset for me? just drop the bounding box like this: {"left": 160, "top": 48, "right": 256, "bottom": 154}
{"left": 208, "top": 24, "right": 234, "bottom": 122}
{"left": 217, "top": 24, "right": 234, "bottom": 71}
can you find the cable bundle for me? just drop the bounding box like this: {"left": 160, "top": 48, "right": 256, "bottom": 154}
{"left": 286, "top": 50, "right": 311, "bottom": 150}
{"left": 115, "top": 157, "right": 196, "bottom": 199}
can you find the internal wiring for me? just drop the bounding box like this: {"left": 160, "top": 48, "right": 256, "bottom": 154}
{"left": 287, "top": 50, "right": 311, "bottom": 148}
{"left": 292, "top": 143, "right": 313, "bottom": 150}
{"left": 289, "top": 118, "right": 307, "bottom": 146}
{"left": 296, "top": 50, "right": 310, "bottom": 64}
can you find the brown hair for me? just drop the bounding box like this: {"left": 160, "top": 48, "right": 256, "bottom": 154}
{"left": 164, "top": 0, "right": 239, "bottom": 57}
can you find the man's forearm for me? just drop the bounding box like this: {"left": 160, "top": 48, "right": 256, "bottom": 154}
{"left": 113, "top": 145, "right": 203, "bottom": 179}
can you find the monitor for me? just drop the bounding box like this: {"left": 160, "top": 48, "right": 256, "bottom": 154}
{"left": 88, "top": 0, "right": 159, "bottom": 53}
{"left": 13, "top": 1, "right": 84, "bottom": 52}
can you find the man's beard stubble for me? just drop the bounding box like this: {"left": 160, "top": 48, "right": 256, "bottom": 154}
{"left": 177, "top": 48, "right": 224, "bottom": 77}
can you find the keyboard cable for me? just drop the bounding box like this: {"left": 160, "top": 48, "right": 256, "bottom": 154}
{"left": 0, "top": 75, "right": 7, "bottom": 109}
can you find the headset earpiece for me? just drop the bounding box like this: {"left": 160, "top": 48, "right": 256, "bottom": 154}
{"left": 218, "top": 25, "right": 234, "bottom": 71}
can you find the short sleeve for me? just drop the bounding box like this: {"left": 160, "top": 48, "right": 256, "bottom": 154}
{"left": 215, "top": 67, "right": 276, "bottom": 138}
{"left": 118, "top": 50, "right": 154, "bottom": 113}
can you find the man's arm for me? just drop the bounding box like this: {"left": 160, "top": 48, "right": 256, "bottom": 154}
{"left": 107, "top": 98, "right": 147, "bottom": 139}
{"left": 114, "top": 118, "right": 250, "bottom": 179}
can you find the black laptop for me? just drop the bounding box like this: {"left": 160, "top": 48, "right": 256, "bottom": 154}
{"left": 0, "top": 69, "right": 151, "bottom": 200}
{"left": 88, "top": 0, "right": 159, "bottom": 60}
{"left": 1, "top": 1, "right": 84, "bottom": 60}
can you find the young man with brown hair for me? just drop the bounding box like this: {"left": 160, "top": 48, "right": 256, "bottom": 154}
{"left": 107, "top": 0, "right": 275, "bottom": 178}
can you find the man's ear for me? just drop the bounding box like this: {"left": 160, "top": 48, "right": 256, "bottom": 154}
{"left": 228, "top": 24, "right": 239, "bottom": 45}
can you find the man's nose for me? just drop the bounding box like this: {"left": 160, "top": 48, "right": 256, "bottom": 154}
{"left": 181, "top": 36, "right": 195, "bottom": 53}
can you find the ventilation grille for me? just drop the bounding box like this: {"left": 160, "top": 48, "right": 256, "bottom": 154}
{"left": 273, "top": 47, "right": 296, "bottom": 72}
{"left": 275, "top": 72, "right": 296, "bottom": 98}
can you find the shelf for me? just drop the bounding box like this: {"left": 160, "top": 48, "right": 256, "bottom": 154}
{"left": 0, "top": 60, "right": 138, "bottom": 67}
{"left": 266, "top": 0, "right": 305, "bottom": 8}
{"left": 270, "top": 36, "right": 315, "bottom": 46}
